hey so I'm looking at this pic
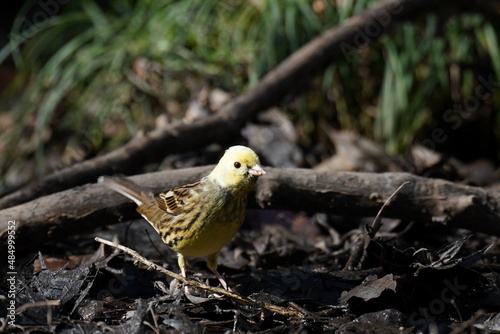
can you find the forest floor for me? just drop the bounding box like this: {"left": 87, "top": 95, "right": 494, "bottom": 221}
{"left": 3, "top": 188, "right": 500, "bottom": 333}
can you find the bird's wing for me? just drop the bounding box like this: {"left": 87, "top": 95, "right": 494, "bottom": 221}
{"left": 155, "top": 180, "right": 201, "bottom": 214}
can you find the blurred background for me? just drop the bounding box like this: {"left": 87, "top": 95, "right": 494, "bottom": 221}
{"left": 1, "top": 0, "right": 499, "bottom": 196}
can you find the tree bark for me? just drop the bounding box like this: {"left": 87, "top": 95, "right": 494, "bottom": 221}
{"left": 1, "top": 0, "right": 488, "bottom": 210}
{"left": 2, "top": 167, "right": 499, "bottom": 252}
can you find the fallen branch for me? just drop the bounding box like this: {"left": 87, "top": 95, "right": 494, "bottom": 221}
{"left": 94, "top": 237, "right": 306, "bottom": 319}
{"left": 1, "top": 0, "right": 489, "bottom": 210}
{"left": 1, "top": 168, "right": 500, "bottom": 251}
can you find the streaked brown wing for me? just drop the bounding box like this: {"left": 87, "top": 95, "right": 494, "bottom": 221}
{"left": 155, "top": 180, "right": 201, "bottom": 214}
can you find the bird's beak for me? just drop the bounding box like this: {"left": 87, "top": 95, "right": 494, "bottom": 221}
{"left": 249, "top": 164, "right": 266, "bottom": 177}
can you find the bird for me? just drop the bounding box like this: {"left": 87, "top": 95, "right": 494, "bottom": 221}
{"left": 98, "top": 145, "right": 265, "bottom": 293}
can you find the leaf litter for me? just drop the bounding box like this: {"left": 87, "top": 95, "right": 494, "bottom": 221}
{"left": 3, "top": 211, "right": 499, "bottom": 333}
{"left": 3, "top": 129, "right": 500, "bottom": 333}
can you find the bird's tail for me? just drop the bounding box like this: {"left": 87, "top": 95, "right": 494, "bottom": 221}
{"left": 98, "top": 176, "right": 146, "bottom": 206}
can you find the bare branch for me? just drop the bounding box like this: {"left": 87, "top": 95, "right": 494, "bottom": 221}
{"left": 1, "top": 0, "right": 487, "bottom": 210}
{"left": 2, "top": 168, "right": 500, "bottom": 251}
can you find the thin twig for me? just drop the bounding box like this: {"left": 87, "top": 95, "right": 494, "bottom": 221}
{"left": 94, "top": 237, "right": 306, "bottom": 319}
{"left": 449, "top": 309, "right": 485, "bottom": 334}
{"left": 369, "top": 181, "right": 411, "bottom": 238}
{"left": 16, "top": 300, "right": 60, "bottom": 313}
{"left": 344, "top": 182, "right": 411, "bottom": 270}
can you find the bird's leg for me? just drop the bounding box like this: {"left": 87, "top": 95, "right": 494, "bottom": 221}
{"left": 177, "top": 254, "right": 191, "bottom": 295}
{"left": 207, "top": 251, "right": 233, "bottom": 292}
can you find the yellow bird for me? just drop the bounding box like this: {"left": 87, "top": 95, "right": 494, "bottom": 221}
{"left": 99, "top": 146, "right": 265, "bottom": 293}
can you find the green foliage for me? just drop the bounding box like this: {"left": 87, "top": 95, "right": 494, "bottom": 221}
{"left": 373, "top": 14, "right": 500, "bottom": 153}
{"left": 1, "top": 0, "right": 499, "bottom": 190}
{"left": 375, "top": 16, "right": 447, "bottom": 153}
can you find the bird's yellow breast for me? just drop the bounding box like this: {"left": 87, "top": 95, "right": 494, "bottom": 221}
{"left": 148, "top": 179, "right": 247, "bottom": 258}
{"left": 174, "top": 213, "right": 244, "bottom": 257}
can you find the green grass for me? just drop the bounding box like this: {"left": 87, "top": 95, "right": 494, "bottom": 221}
{"left": 1, "top": 0, "right": 499, "bottom": 192}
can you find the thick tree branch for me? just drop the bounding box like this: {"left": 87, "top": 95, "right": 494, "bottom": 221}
{"left": 1, "top": 168, "right": 500, "bottom": 252}
{"left": 1, "top": 0, "right": 487, "bottom": 210}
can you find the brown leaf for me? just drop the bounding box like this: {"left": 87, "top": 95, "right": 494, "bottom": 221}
{"left": 340, "top": 274, "right": 397, "bottom": 303}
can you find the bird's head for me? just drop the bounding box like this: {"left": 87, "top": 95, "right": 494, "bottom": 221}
{"left": 208, "top": 145, "right": 266, "bottom": 192}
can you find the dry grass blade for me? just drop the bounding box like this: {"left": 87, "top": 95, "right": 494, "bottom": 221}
{"left": 369, "top": 181, "right": 411, "bottom": 237}
{"left": 344, "top": 181, "right": 411, "bottom": 270}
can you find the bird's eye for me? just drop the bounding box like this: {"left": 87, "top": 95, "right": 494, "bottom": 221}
{"left": 234, "top": 162, "right": 241, "bottom": 169}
